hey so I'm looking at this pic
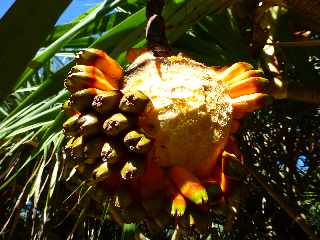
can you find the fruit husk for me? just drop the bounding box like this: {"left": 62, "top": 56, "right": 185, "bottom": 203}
{"left": 70, "top": 136, "right": 84, "bottom": 161}
{"left": 120, "top": 158, "right": 145, "bottom": 180}
{"left": 70, "top": 88, "right": 103, "bottom": 112}
{"left": 217, "top": 62, "right": 253, "bottom": 83}
{"left": 63, "top": 114, "right": 80, "bottom": 136}
{"left": 170, "top": 192, "right": 187, "bottom": 217}
{"left": 119, "top": 90, "right": 149, "bottom": 114}
{"left": 62, "top": 100, "right": 78, "bottom": 116}
{"left": 227, "top": 77, "right": 269, "bottom": 99}
{"left": 69, "top": 64, "right": 107, "bottom": 79}
{"left": 231, "top": 93, "right": 272, "bottom": 119}
{"left": 83, "top": 137, "right": 105, "bottom": 159}
{"left": 78, "top": 113, "right": 100, "bottom": 137}
{"left": 92, "top": 162, "right": 112, "bottom": 182}
{"left": 62, "top": 48, "right": 262, "bottom": 231}
{"left": 92, "top": 90, "right": 122, "bottom": 114}
{"left": 100, "top": 141, "right": 124, "bottom": 165}
{"left": 165, "top": 181, "right": 187, "bottom": 217}
{"left": 64, "top": 137, "right": 75, "bottom": 157}
{"left": 123, "top": 130, "right": 152, "bottom": 154}
{"left": 103, "top": 113, "right": 132, "bottom": 137}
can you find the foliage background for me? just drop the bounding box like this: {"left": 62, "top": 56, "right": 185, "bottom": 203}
{"left": 0, "top": 0, "right": 319, "bottom": 239}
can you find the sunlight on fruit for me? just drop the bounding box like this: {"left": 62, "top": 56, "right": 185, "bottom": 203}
{"left": 62, "top": 48, "right": 270, "bottom": 232}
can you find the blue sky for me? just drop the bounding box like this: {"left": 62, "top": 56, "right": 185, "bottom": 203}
{"left": 0, "top": 0, "right": 103, "bottom": 24}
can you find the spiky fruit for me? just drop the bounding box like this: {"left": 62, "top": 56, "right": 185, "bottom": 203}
{"left": 69, "top": 88, "right": 105, "bottom": 112}
{"left": 92, "top": 90, "right": 122, "bottom": 114}
{"left": 92, "top": 162, "right": 112, "bottom": 182}
{"left": 62, "top": 47, "right": 270, "bottom": 230}
{"left": 103, "top": 113, "right": 132, "bottom": 137}
{"left": 124, "top": 56, "right": 233, "bottom": 177}
{"left": 120, "top": 157, "right": 145, "bottom": 180}
{"left": 119, "top": 90, "right": 149, "bottom": 114}
{"left": 100, "top": 142, "right": 123, "bottom": 164}
{"left": 123, "top": 130, "right": 152, "bottom": 154}
{"left": 63, "top": 114, "right": 80, "bottom": 136}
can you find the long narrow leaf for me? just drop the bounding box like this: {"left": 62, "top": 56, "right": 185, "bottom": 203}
{"left": 5, "top": 121, "right": 53, "bottom": 139}
{"left": 45, "top": 4, "right": 102, "bottom": 44}
{"left": 0, "top": 0, "right": 72, "bottom": 99}
{"left": 0, "top": 106, "right": 60, "bottom": 138}
{"left": 15, "top": 0, "right": 120, "bottom": 90}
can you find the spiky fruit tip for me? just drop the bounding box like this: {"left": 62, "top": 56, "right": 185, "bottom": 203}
{"left": 171, "top": 193, "right": 187, "bottom": 217}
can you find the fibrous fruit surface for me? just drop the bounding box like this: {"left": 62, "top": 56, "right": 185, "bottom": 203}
{"left": 123, "top": 56, "right": 232, "bottom": 177}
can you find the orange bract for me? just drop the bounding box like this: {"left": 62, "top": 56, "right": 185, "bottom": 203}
{"left": 75, "top": 48, "right": 123, "bottom": 89}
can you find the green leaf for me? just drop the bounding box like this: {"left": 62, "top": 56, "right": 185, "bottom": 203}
{"left": 45, "top": 4, "right": 102, "bottom": 44}
{"left": 0, "top": 0, "right": 72, "bottom": 100}
{"left": 91, "top": 8, "right": 146, "bottom": 52}
{"left": 5, "top": 120, "right": 53, "bottom": 139}
{"left": 14, "top": 0, "right": 120, "bottom": 90}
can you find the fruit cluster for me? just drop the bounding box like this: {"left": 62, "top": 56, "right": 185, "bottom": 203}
{"left": 63, "top": 64, "right": 152, "bottom": 185}
{"left": 61, "top": 47, "right": 269, "bottom": 232}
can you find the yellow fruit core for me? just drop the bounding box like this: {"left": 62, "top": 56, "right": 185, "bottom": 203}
{"left": 123, "top": 56, "right": 232, "bottom": 177}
